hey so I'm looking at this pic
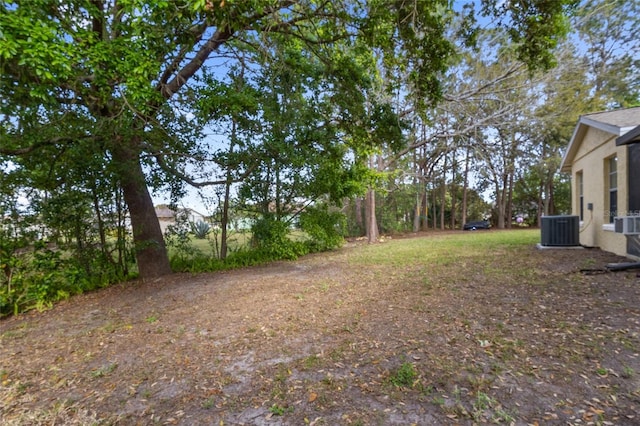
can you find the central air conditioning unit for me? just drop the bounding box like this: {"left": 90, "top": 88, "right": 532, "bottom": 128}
{"left": 540, "top": 215, "right": 580, "bottom": 246}
{"left": 614, "top": 216, "right": 640, "bottom": 235}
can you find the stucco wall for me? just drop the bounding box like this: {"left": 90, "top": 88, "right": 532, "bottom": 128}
{"left": 571, "top": 127, "right": 628, "bottom": 256}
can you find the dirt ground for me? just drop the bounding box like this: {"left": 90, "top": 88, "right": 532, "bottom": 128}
{"left": 1, "top": 232, "right": 640, "bottom": 425}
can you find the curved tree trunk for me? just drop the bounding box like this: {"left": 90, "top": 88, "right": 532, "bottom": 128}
{"left": 112, "top": 143, "right": 172, "bottom": 280}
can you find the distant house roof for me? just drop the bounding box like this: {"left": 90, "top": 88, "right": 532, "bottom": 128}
{"left": 154, "top": 206, "right": 207, "bottom": 221}
{"left": 560, "top": 106, "right": 640, "bottom": 172}
{"left": 185, "top": 208, "right": 207, "bottom": 218}
{"left": 616, "top": 124, "right": 640, "bottom": 146}
{"left": 155, "top": 206, "right": 176, "bottom": 220}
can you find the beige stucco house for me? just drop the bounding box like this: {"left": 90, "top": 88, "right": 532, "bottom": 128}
{"left": 560, "top": 107, "right": 640, "bottom": 257}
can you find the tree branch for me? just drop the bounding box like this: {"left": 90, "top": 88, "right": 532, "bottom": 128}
{"left": 159, "top": 25, "right": 235, "bottom": 99}
{"left": 391, "top": 102, "right": 515, "bottom": 163}
{"left": 158, "top": 1, "right": 305, "bottom": 99}
{"left": 152, "top": 152, "right": 258, "bottom": 188}
{"left": 156, "top": 22, "right": 208, "bottom": 89}
{"left": 443, "top": 62, "right": 526, "bottom": 102}
{"left": 0, "top": 136, "right": 87, "bottom": 156}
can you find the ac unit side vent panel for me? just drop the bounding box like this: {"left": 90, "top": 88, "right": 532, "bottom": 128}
{"left": 614, "top": 216, "right": 640, "bottom": 235}
{"left": 540, "top": 215, "right": 580, "bottom": 246}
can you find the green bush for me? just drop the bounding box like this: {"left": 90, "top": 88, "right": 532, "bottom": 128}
{"left": 0, "top": 245, "right": 123, "bottom": 317}
{"left": 225, "top": 248, "right": 273, "bottom": 267}
{"left": 299, "top": 205, "right": 346, "bottom": 252}
{"left": 250, "top": 215, "right": 307, "bottom": 260}
{"left": 168, "top": 211, "right": 348, "bottom": 274}
{"left": 169, "top": 245, "right": 298, "bottom": 273}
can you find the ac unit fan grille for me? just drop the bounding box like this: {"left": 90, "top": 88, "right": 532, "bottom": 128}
{"left": 540, "top": 215, "right": 580, "bottom": 246}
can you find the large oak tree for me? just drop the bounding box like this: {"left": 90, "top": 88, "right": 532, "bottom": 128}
{"left": 1, "top": 0, "right": 575, "bottom": 279}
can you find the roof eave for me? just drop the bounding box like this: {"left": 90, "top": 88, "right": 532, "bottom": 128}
{"left": 580, "top": 116, "right": 626, "bottom": 136}
{"left": 560, "top": 122, "right": 586, "bottom": 173}
{"left": 616, "top": 125, "right": 640, "bottom": 146}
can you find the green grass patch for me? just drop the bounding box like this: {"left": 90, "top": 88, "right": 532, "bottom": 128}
{"left": 349, "top": 229, "right": 540, "bottom": 267}
{"left": 347, "top": 229, "right": 539, "bottom": 268}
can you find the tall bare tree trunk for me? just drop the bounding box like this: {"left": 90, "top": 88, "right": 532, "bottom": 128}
{"left": 506, "top": 168, "right": 514, "bottom": 229}
{"left": 355, "top": 197, "right": 364, "bottom": 231}
{"left": 450, "top": 149, "right": 457, "bottom": 230}
{"left": 365, "top": 188, "right": 379, "bottom": 243}
{"left": 412, "top": 151, "right": 421, "bottom": 233}
{"left": 220, "top": 119, "right": 238, "bottom": 260}
{"left": 90, "top": 185, "right": 107, "bottom": 258}
{"left": 537, "top": 180, "right": 545, "bottom": 226}
{"left": 220, "top": 166, "right": 232, "bottom": 260}
{"left": 365, "top": 154, "right": 380, "bottom": 242}
{"left": 496, "top": 176, "right": 507, "bottom": 229}
{"left": 439, "top": 155, "right": 447, "bottom": 230}
{"left": 505, "top": 135, "right": 518, "bottom": 229}
{"left": 413, "top": 190, "right": 421, "bottom": 232}
{"left": 461, "top": 147, "right": 470, "bottom": 227}
{"left": 539, "top": 142, "right": 548, "bottom": 223}
{"left": 432, "top": 185, "right": 437, "bottom": 230}
{"left": 547, "top": 177, "right": 556, "bottom": 215}
{"left": 115, "top": 188, "right": 129, "bottom": 276}
{"left": 421, "top": 190, "right": 428, "bottom": 231}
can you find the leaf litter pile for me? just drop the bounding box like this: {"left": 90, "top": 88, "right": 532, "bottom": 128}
{"left": 1, "top": 231, "right": 640, "bottom": 425}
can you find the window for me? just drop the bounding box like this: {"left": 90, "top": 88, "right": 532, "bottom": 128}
{"left": 577, "top": 171, "right": 584, "bottom": 220}
{"left": 608, "top": 156, "right": 617, "bottom": 223}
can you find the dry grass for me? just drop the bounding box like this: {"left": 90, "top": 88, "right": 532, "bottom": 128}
{"left": 2, "top": 229, "right": 640, "bottom": 425}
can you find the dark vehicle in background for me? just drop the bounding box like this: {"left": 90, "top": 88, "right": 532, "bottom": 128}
{"left": 463, "top": 220, "right": 491, "bottom": 230}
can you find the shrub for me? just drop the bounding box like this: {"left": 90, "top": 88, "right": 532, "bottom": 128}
{"left": 299, "top": 205, "right": 346, "bottom": 252}
{"left": 0, "top": 244, "right": 123, "bottom": 317}
{"left": 251, "top": 215, "right": 307, "bottom": 260}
